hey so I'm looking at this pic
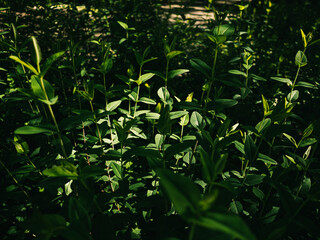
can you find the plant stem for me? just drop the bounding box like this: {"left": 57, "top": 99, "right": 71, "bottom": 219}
{"left": 205, "top": 44, "right": 219, "bottom": 108}
{"left": 89, "top": 101, "right": 103, "bottom": 146}
{"left": 0, "top": 160, "right": 31, "bottom": 201}
{"left": 133, "top": 85, "right": 140, "bottom": 118}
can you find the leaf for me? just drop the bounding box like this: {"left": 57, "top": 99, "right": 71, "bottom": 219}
{"left": 122, "top": 147, "right": 161, "bottom": 160}
{"left": 295, "top": 50, "right": 307, "bottom": 67}
{"left": 244, "top": 134, "right": 258, "bottom": 162}
{"left": 229, "top": 201, "right": 243, "bottom": 214}
{"left": 287, "top": 90, "right": 299, "bottom": 102}
{"left": 295, "top": 81, "right": 316, "bottom": 89}
{"left": 31, "top": 36, "right": 42, "bottom": 70}
{"left": 80, "top": 166, "right": 106, "bottom": 179}
{"left": 299, "top": 138, "right": 317, "bottom": 148}
{"left": 157, "top": 87, "right": 170, "bottom": 102}
{"left": 157, "top": 168, "right": 201, "bottom": 215}
{"left": 15, "top": 126, "right": 54, "bottom": 135}
{"left": 157, "top": 105, "right": 172, "bottom": 134}
{"left": 117, "top": 21, "right": 128, "bottom": 30}
{"left": 190, "top": 58, "right": 211, "bottom": 78}
{"left": 300, "top": 29, "right": 307, "bottom": 48}
{"left": 169, "top": 110, "right": 188, "bottom": 120}
{"left": 106, "top": 100, "right": 122, "bottom": 111}
{"left": 270, "top": 77, "right": 292, "bottom": 86}
{"left": 139, "top": 97, "right": 156, "bottom": 105}
{"left": 9, "top": 55, "right": 38, "bottom": 75}
{"left": 255, "top": 118, "right": 271, "bottom": 133}
{"left": 41, "top": 51, "right": 65, "bottom": 77}
{"left": 228, "top": 69, "right": 247, "bottom": 77}
{"left": 168, "top": 69, "right": 189, "bottom": 80}
{"left": 140, "top": 73, "right": 155, "bottom": 84}
{"left": 261, "top": 95, "right": 270, "bottom": 116}
{"left": 166, "top": 51, "right": 183, "bottom": 61}
{"left": 164, "top": 141, "right": 194, "bottom": 160}
{"left": 210, "top": 99, "right": 238, "bottom": 112}
{"left": 244, "top": 174, "right": 265, "bottom": 186}
{"left": 213, "top": 24, "right": 235, "bottom": 37}
{"left": 257, "top": 153, "right": 278, "bottom": 165}
{"left": 43, "top": 164, "right": 78, "bottom": 178}
{"left": 253, "top": 187, "right": 265, "bottom": 200}
{"left": 30, "top": 75, "right": 56, "bottom": 104}
{"left": 190, "top": 111, "right": 205, "bottom": 130}
{"left": 283, "top": 133, "right": 298, "bottom": 148}
{"left": 308, "top": 39, "right": 320, "bottom": 47}
{"left": 110, "top": 162, "right": 123, "bottom": 179}
{"left": 190, "top": 211, "right": 256, "bottom": 240}
{"left": 179, "top": 113, "right": 189, "bottom": 126}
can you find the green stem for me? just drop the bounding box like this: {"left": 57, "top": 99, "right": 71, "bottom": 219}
{"left": 89, "top": 101, "right": 103, "bottom": 146}
{"left": 0, "top": 160, "right": 31, "bottom": 201}
{"left": 188, "top": 224, "right": 196, "bottom": 240}
{"left": 38, "top": 76, "right": 67, "bottom": 159}
{"left": 205, "top": 44, "right": 219, "bottom": 108}
{"left": 133, "top": 85, "right": 140, "bottom": 118}
{"left": 289, "top": 65, "right": 301, "bottom": 104}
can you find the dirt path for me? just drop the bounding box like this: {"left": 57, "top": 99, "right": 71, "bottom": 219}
{"left": 161, "top": 0, "right": 250, "bottom": 26}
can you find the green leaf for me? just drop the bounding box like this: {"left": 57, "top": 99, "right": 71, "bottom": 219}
{"left": 166, "top": 51, "right": 183, "bottom": 61}
{"left": 287, "top": 90, "right": 299, "bottom": 102}
{"left": 31, "top": 36, "right": 42, "bottom": 71}
{"left": 164, "top": 141, "right": 194, "bottom": 160}
{"left": 168, "top": 69, "right": 189, "bottom": 80}
{"left": 308, "top": 39, "right": 320, "bottom": 47}
{"left": 140, "top": 73, "right": 155, "bottom": 84}
{"left": 190, "top": 211, "right": 256, "bottom": 240}
{"left": 101, "top": 58, "right": 113, "bottom": 73}
{"left": 255, "top": 118, "right": 271, "bottom": 133}
{"left": 244, "top": 174, "right": 265, "bottom": 186}
{"left": 261, "top": 95, "right": 270, "bottom": 116}
{"left": 228, "top": 69, "right": 247, "bottom": 77}
{"left": 41, "top": 51, "right": 65, "bottom": 77}
{"left": 15, "top": 126, "right": 54, "bottom": 135}
{"left": 190, "top": 111, "right": 205, "bottom": 130}
{"left": 190, "top": 58, "right": 211, "bottom": 78}
{"left": 283, "top": 133, "right": 298, "bottom": 148}
{"left": 139, "top": 97, "right": 156, "bottom": 105}
{"left": 68, "top": 197, "right": 91, "bottom": 233}
{"left": 110, "top": 162, "right": 123, "bottom": 179}
{"left": 295, "top": 50, "right": 307, "bottom": 67}
{"left": 80, "top": 166, "right": 106, "bottom": 179}
{"left": 210, "top": 99, "right": 238, "bottom": 112}
{"left": 43, "top": 164, "right": 78, "bottom": 178}
{"left": 300, "top": 29, "right": 307, "bottom": 48}
{"left": 253, "top": 187, "right": 265, "bottom": 200}
{"left": 270, "top": 77, "right": 292, "bottom": 86}
{"left": 30, "top": 75, "right": 56, "bottom": 104}
{"left": 244, "top": 134, "right": 258, "bottom": 162}
{"left": 9, "top": 55, "right": 38, "bottom": 75}
{"left": 295, "top": 81, "right": 316, "bottom": 89}
{"left": 257, "top": 153, "right": 278, "bottom": 165}
{"left": 229, "top": 201, "right": 243, "bottom": 214}
{"left": 179, "top": 113, "right": 189, "bottom": 126}
{"left": 299, "top": 138, "right": 317, "bottom": 148}
{"left": 117, "top": 21, "right": 128, "bottom": 30}
{"left": 157, "top": 105, "right": 172, "bottom": 134}
{"left": 106, "top": 100, "right": 122, "bottom": 111}
{"left": 213, "top": 24, "right": 235, "bottom": 37}
{"left": 122, "top": 147, "right": 161, "bottom": 160}
{"left": 169, "top": 110, "right": 188, "bottom": 120}
{"left": 157, "top": 168, "right": 201, "bottom": 215}
{"left": 157, "top": 87, "right": 170, "bottom": 103}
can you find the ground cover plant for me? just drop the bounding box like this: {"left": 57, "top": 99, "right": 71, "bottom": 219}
{"left": 1, "top": 0, "right": 320, "bottom": 239}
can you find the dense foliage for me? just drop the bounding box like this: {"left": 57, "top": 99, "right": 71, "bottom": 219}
{"left": 1, "top": 0, "right": 320, "bottom": 239}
